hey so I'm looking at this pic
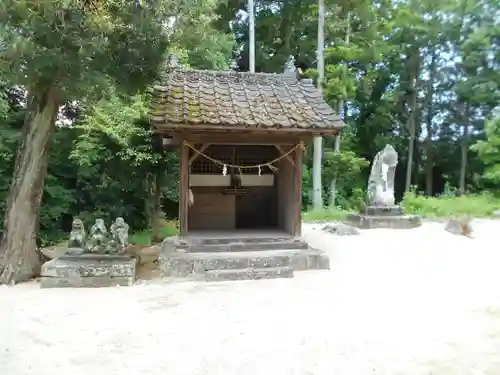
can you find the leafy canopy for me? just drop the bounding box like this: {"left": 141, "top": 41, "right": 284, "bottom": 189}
{"left": 0, "top": 0, "right": 173, "bottom": 99}
{"left": 471, "top": 117, "right": 500, "bottom": 182}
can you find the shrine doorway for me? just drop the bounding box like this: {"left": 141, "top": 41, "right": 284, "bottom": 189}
{"left": 184, "top": 143, "right": 300, "bottom": 236}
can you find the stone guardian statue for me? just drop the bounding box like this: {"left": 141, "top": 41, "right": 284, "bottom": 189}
{"left": 346, "top": 144, "right": 422, "bottom": 229}
{"left": 109, "top": 217, "right": 129, "bottom": 254}
{"left": 366, "top": 144, "right": 398, "bottom": 207}
{"left": 88, "top": 219, "right": 109, "bottom": 254}
{"left": 66, "top": 218, "right": 86, "bottom": 255}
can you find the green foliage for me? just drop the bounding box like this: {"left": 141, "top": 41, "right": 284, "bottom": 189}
{"left": 402, "top": 191, "right": 500, "bottom": 218}
{"left": 322, "top": 150, "right": 369, "bottom": 209}
{"left": 69, "top": 92, "right": 179, "bottom": 231}
{"left": 471, "top": 117, "right": 500, "bottom": 182}
{"left": 0, "top": 0, "right": 499, "bottom": 249}
{"left": 72, "top": 92, "right": 159, "bottom": 166}
{"left": 168, "top": 0, "right": 236, "bottom": 71}
{"left": 0, "top": 0, "right": 171, "bottom": 99}
{"left": 130, "top": 226, "right": 178, "bottom": 246}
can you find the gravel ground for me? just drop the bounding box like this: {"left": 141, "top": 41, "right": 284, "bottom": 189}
{"left": 1, "top": 221, "right": 500, "bottom": 375}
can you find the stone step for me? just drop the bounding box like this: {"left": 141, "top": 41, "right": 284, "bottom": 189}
{"left": 188, "top": 239, "right": 309, "bottom": 253}
{"left": 159, "top": 248, "right": 330, "bottom": 277}
{"left": 346, "top": 213, "right": 422, "bottom": 229}
{"left": 40, "top": 255, "right": 138, "bottom": 288}
{"left": 196, "top": 253, "right": 290, "bottom": 271}
{"left": 205, "top": 266, "right": 294, "bottom": 281}
{"left": 196, "top": 237, "right": 294, "bottom": 245}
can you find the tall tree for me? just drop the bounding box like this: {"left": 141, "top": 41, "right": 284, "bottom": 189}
{"left": 0, "top": 0, "right": 173, "bottom": 284}
{"left": 312, "top": 0, "right": 325, "bottom": 210}
{"left": 328, "top": 10, "right": 351, "bottom": 207}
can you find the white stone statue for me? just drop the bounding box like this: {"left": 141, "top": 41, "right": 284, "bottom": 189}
{"left": 367, "top": 144, "right": 398, "bottom": 207}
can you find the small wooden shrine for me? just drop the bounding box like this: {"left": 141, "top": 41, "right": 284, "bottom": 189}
{"left": 148, "top": 58, "right": 344, "bottom": 238}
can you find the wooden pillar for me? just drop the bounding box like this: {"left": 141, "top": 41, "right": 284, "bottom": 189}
{"left": 179, "top": 142, "right": 189, "bottom": 237}
{"left": 293, "top": 146, "right": 303, "bottom": 237}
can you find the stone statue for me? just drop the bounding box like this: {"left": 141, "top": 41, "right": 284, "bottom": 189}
{"left": 109, "top": 217, "right": 129, "bottom": 254}
{"left": 367, "top": 144, "right": 398, "bottom": 207}
{"left": 88, "top": 219, "right": 109, "bottom": 254}
{"left": 66, "top": 218, "right": 86, "bottom": 255}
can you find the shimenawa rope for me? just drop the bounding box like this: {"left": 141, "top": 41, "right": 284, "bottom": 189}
{"left": 184, "top": 141, "right": 301, "bottom": 175}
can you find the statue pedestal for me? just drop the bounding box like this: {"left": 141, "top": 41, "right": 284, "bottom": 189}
{"left": 40, "top": 254, "right": 138, "bottom": 288}
{"left": 346, "top": 205, "right": 422, "bottom": 229}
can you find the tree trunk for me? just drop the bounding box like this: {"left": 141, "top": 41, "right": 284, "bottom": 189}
{"left": 459, "top": 105, "right": 470, "bottom": 195}
{"left": 0, "top": 88, "right": 58, "bottom": 284}
{"left": 424, "top": 47, "right": 437, "bottom": 196}
{"left": 328, "top": 12, "right": 350, "bottom": 208}
{"left": 424, "top": 139, "right": 433, "bottom": 196}
{"left": 405, "top": 131, "right": 415, "bottom": 191}
{"left": 151, "top": 164, "right": 165, "bottom": 243}
{"left": 404, "top": 49, "right": 421, "bottom": 192}
{"left": 312, "top": 137, "right": 323, "bottom": 209}
{"left": 329, "top": 108, "right": 341, "bottom": 208}
{"left": 312, "top": 0, "right": 325, "bottom": 210}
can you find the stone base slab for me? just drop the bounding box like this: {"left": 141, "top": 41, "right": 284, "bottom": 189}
{"left": 360, "top": 205, "right": 404, "bottom": 216}
{"left": 205, "top": 266, "right": 294, "bottom": 281}
{"left": 345, "top": 213, "right": 422, "bottom": 229}
{"left": 40, "top": 254, "right": 138, "bottom": 288}
{"left": 159, "top": 248, "right": 329, "bottom": 280}
{"left": 163, "top": 236, "right": 309, "bottom": 253}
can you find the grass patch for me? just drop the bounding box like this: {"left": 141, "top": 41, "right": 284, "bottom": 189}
{"left": 129, "top": 226, "right": 178, "bottom": 246}
{"left": 303, "top": 208, "right": 351, "bottom": 222}
{"left": 402, "top": 191, "right": 500, "bottom": 218}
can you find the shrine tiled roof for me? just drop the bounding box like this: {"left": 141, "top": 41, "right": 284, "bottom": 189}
{"left": 149, "top": 68, "right": 344, "bottom": 134}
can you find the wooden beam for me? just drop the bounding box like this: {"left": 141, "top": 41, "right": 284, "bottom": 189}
{"left": 150, "top": 121, "right": 345, "bottom": 136}
{"left": 274, "top": 145, "right": 295, "bottom": 167}
{"left": 151, "top": 125, "right": 341, "bottom": 138}
{"left": 179, "top": 142, "right": 189, "bottom": 237}
{"left": 188, "top": 143, "right": 211, "bottom": 165}
{"left": 163, "top": 132, "right": 308, "bottom": 146}
{"left": 162, "top": 137, "right": 180, "bottom": 146}
{"left": 293, "top": 147, "right": 303, "bottom": 237}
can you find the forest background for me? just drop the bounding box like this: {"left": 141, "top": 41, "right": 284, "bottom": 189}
{"left": 0, "top": 0, "right": 499, "bottom": 248}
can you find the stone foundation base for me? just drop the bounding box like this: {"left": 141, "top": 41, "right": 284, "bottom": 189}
{"left": 159, "top": 236, "right": 330, "bottom": 281}
{"left": 40, "top": 254, "right": 138, "bottom": 288}
{"left": 346, "top": 213, "right": 422, "bottom": 229}
{"left": 360, "top": 205, "right": 405, "bottom": 216}
{"left": 205, "top": 266, "right": 294, "bottom": 281}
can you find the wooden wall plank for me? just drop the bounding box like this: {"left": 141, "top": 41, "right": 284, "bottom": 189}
{"left": 179, "top": 142, "right": 189, "bottom": 236}
{"left": 293, "top": 147, "right": 303, "bottom": 237}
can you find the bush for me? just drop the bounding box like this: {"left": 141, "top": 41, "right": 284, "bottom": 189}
{"left": 402, "top": 190, "right": 500, "bottom": 218}
{"left": 129, "top": 226, "right": 178, "bottom": 246}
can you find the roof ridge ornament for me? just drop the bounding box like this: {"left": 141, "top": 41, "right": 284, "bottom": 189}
{"left": 167, "top": 54, "right": 180, "bottom": 71}
{"left": 283, "top": 55, "right": 296, "bottom": 75}
{"left": 230, "top": 60, "right": 239, "bottom": 71}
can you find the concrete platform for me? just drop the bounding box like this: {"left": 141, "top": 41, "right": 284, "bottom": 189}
{"left": 40, "top": 254, "right": 138, "bottom": 288}
{"left": 159, "top": 236, "right": 330, "bottom": 281}
{"left": 346, "top": 213, "right": 422, "bottom": 229}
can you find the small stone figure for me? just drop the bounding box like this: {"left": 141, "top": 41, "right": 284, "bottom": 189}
{"left": 88, "top": 218, "right": 109, "bottom": 254}
{"left": 66, "top": 218, "right": 86, "bottom": 255}
{"left": 367, "top": 144, "right": 398, "bottom": 207}
{"left": 109, "top": 217, "right": 129, "bottom": 254}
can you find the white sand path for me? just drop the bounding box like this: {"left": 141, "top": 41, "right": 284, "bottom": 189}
{"left": 1, "top": 221, "right": 500, "bottom": 375}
